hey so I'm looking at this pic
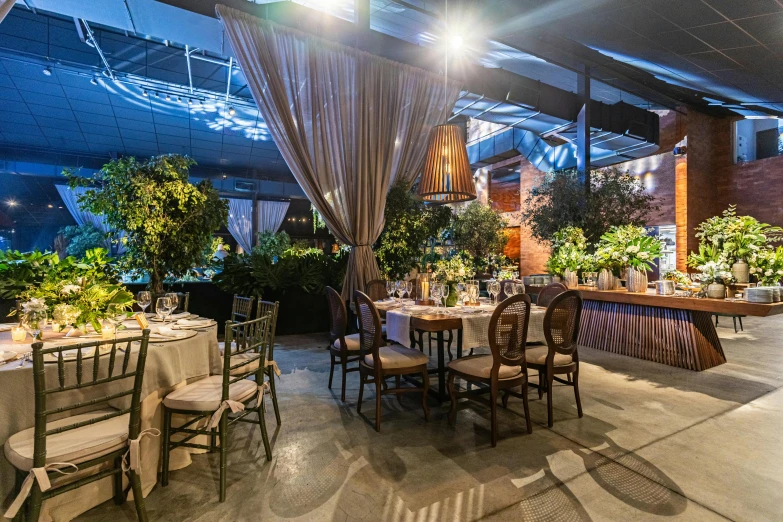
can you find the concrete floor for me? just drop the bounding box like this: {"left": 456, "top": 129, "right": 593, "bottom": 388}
{"left": 78, "top": 315, "right": 783, "bottom": 522}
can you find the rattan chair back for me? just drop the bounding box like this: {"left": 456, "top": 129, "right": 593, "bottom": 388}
{"left": 488, "top": 294, "right": 531, "bottom": 371}
{"left": 231, "top": 294, "right": 254, "bottom": 323}
{"left": 30, "top": 330, "right": 152, "bottom": 470}
{"left": 537, "top": 282, "right": 567, "bottom": 308}
{"left": 365, "top": 279, "right": 387, "bottom": 302}
{"left": 354, "top": 291, "right": 382, "bottom": 365}
{"left": 326, "top": 286, "right": 348, "bottom": 345}
{"left": 543, "top": 290, "right": 583, "bottom": 359}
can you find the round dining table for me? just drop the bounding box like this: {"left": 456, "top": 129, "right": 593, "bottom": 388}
{"left": 0, "top": 318, "right": 221, "bottom": 521}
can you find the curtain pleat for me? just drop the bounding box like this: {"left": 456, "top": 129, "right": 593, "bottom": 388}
{"left": 257, "top": 200, "right": 289, "bottom": 234}
{"left": 55, "top": 185, "right": 126, "bottom": 255}
{"left": 217, "top": 5, "right": 461, "bottom": 300}
{"left": 0, "top": 1, "right": 14, "bottom": 25}
{"left": 227, "top": 198, "right": 254, "bottom": 253}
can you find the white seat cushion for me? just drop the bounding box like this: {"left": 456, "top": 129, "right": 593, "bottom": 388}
{"left": 334, "top": 333, "right": 361, "bottom": 352}
{"left": 525, "top": 346, "right": 573, "bottom": 366}
{"left": 448, "top": 355, "right": 522, "bottom": 380}
{"left": 163, "top": 375, "right": 257, "bottom": 411}
{"left": 4, "top": 409, "right": 129, "bottom": 471}
{"left": 364, "top": 345, "right": 429, "bottom": 369}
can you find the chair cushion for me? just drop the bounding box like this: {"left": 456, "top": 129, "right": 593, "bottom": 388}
{"left": 364, "top": 344, "right": 429, "bottom": 369}
{"left": 525, "top": 346, "right": 573, "bottom": 366}
{"left": 334, "top": 333, "right": 361, "bottom": 352}
{"left": 448, "top": 355, "right": 522, "bottom": 380}
{"left": 4, "top": 409, "right": 129, "bottom": 471}
{"left": 163, "top": 375, "right": 257, "bottom": 412}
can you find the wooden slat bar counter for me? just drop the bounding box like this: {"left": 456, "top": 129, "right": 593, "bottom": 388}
{"left": 566, "top": 287, "right": 783, "bottom": 371}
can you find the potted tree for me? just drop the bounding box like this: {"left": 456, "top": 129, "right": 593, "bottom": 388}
{"left": 66, "top": 155, "right": 228, "bottom": 295}
{"left": 451, "top": 201, "right": 508, "bottom": 276}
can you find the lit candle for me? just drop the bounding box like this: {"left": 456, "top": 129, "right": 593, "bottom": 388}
{"left": 11, "top": 326, "right": 26, "bottom": 342}
{"left": 101, "top": 322, "right": 116, "bottom": 339}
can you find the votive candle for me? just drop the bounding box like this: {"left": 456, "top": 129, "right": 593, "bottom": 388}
{"left": 11, "top": 326, "right": 26, "bottom": 342}
{"left": 101, "top": 322, "right": 115, "bottom": 339}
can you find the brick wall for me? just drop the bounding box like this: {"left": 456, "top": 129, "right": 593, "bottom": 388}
{"left": 612, "top": 152, "right": 676, "bottom": 225}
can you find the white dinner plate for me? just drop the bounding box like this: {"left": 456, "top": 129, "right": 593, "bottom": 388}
{"left": 0, "top": 351, "right": 18, "bottom": 363}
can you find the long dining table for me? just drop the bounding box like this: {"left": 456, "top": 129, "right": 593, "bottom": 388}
{"left": 0, "top": 317, "right": 221, "bottom": 521}
{"left": 375, "top": 300, "right": 547, "bottom": 401}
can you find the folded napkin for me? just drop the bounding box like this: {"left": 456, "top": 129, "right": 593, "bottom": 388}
{"left": 0, "top": 350, "right": 20, "bottom": 363}
{"left": 154, "top": 327, "right": 188, "bottom": 339}
{"left": 176, "top": 318, "right": 213, "bottom": 327}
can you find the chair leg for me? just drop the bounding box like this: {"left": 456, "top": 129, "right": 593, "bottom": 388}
{"left": 219, "top": 414, "right": 228, "bottom": 502}
{"left": 129, "top": 469, "right": 149, "bottom": 522}
{"left": 573, "top": 369, "right": 583, "bottom": 419}
{"left": 268, "top": 368, "right": 281, "bottom": 425}
{"left": 375, "top": 378, "right": 382, "bottom": 432}
{"left": 538, "top": 369, "right": 545, "bottom": 399}
{"left": 257, "top": 403, "right": 272, "bottom": 462}
{"left": 328, "top": 352, "right": 335, "bottom": 389}
{"left": 739, "top": 316, "right": 744, "bottom": 331}
{"left": 490, "top": 386, "right": 499, "bottom": 447}
{"left": 522, "top": 382, "right": 533, "bottom": 434}
{"left": 501, "top": 390, "right": 510, "bottom": 409}
{"left": 357, "top": 371, "right": 365, "bottom": 414}
{"left": 733, "top": 316, "right": 738, "bottom": 334}
{"left": 715, "top": 315, "right": 719, "bottom": 326}
{"left": 546, "top": 371, "right": 555, "bottom": 428}
{"left": 12, "top": 471, "right": 23, "bottom": 522}
{"left": 113, "top": 455, "right": 125, "bottom": 505}
{"left": 27, "top": 480, "right": 42, "bottom": 522}
{"left": 395, "top": 375, "right": 403, "bottom": 404}
{"left": 421, "top": 369, "right": 430, "bottom": 421}
{"left": 161, "top": 408, "right": 172, "bottom": 486}
{"left": 447, "top": 372, "right": 457, "bottom": 426}
{"left": 341, "top": 357, "right": 348, "bottom": 402}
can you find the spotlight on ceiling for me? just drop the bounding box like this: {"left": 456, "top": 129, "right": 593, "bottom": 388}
{"left": 188, "top": 98, "right": 193, "bottom": 105}
{"left": 7, "top": 200, "right": 17, "bottom": 207}
{"left": 142, "top": 90, "right": 149, "bottom": 97}
{"left": 450, "top": 35, "right": 464, "bottom": 50}
{"left": 42, "top": 66, "right": 52, "bottom": 76}
{"left": 47, "top": 204, "right": 53, "bottom": 208}
{"left": 177, "top": 97, "right": 182, "bottom": 103}
{"left": 228, "top": 106, "right": 236, "bottom": 116}
{"left": 90, "top": 77, "right": 98, "bottom": 86}
{"left": 165, "top": 94, "right": 171, "bottom": 101}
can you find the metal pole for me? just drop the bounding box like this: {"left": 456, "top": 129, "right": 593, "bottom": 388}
{"left": 576, "top": 65, "right": 591, "bottom": 187}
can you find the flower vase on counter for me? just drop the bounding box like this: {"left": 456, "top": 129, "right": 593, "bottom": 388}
{"left": 626, "top": 268, "right": 648, "bottom": 293}
{"left": 706, "top": 283, "right": 726, "bottom": 299}
{"left": 597, "top": 269, "right": 617, "bottom": 291}
{"left": 731, "top": 259, "right": 749, "bottom": 283}
{"left": 563, "top": 269, "right": 579, "bottom": 289}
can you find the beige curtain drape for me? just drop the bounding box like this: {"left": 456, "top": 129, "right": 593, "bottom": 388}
{"left": 0, "top": 1, "right": 14, "bottom": 25}
{"left": 217, "top": 5, "right": 461, "bottom": 300}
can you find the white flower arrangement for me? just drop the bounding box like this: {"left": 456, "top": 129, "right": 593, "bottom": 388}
{"left": 22, "top": 297, "right": 47, "bottom": 313}
{"left": 61, "top": 284, "right": 82, "bottom": 295}
{"left": 432, "top": 255, "right": 474, "bottom": 283}
{"left": 749, "top": 246, "right": 783, "bottom": 286}
{"left": 698, "top": 260, "right": 735, "bottom": 285}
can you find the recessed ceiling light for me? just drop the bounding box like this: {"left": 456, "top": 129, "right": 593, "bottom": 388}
{"left": 188, "top": 98, "right": 193, "bottom": 105}
{"left": 47, "top": 204, "right": 53, "bottom": 208}
{"left": 228, "top": 106, "right": 236, "bottom": 116}
{"left": 90, "top": 77, "right": 98, "bottom": 86}
{"left": 165, "top": 94, "right": 171, "bottom": 101}
{"left": 142, "top": 90, "right": 149, "bottom": 97}
{"left": 7, "top": 200, "right": 17, "bottom": 207}
{"left": 177, "top": 97, "right": 182, "bottom": 103}
{"left": 42, "top": 67, "right": 52, "bottom": 77}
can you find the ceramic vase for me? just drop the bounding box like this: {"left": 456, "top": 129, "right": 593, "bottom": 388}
{"left": 445, "top": 282, "right": 459, "bottom": 307}
{"left": 626, "top": 268, "right": 648, "bottom": 293}
{"left": 563, "top": 269, "right": 579, "bottom": 289}
{"left": 597, "top": 269, "right": 617, "bottom": 291}
{"left": 731, "top": 259, "right": 749, "bottom": 284}
{"left": 706, "top": 283, "right": 726, "bottom": 299}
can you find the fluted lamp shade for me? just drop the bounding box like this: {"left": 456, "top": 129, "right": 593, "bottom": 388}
{"left": 417, "top": 123, "right": 476, "bottom": 203}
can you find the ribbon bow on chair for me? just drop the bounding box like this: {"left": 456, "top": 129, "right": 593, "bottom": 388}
{"left": 264, "top": 359, "right": 281, "bottom": 378}
{"left": 4, "top": 462, "right": 79, "bottom": 519}
{"left": 122, "top": 428, "right": 161, "bottom": 472}
{"left": 208, "top": 400, "right": 245, "bottom": 428}
{"left": 257, "top": 382, "right": 271, "bottom": 412}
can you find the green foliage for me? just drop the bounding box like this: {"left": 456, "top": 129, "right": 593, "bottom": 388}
{"left": 17, "top": 248, "right": 132, "bottom": 331}
{"left": 686, "top": 243, "right": 724, "bottom": 269}
{"left": 65, "top": 154, "right": 229, "bottom": 294}
{"left": 431, "top": 252, "right": 474, "bottom": 283}
{"left": 522, "top": 167, "right": 659, "bottom": 246}
{"left": 451, "top": 201, "right": 508, "bottom": 271}
{"left": 374, "top": 182, "right": 453, "bottom": 280}
{"left": 663, "top": 270, "right": 691, "bottom": 287}
{"left": 596, "top": 225, "right": 662, "bottom": 273}
{"left": 750, "top": 246, "right": 783, "bottom": 286}
{"left": 545, "top": 227, "right": 590, "bottom": 276}
{"left": 0, "top": 250, "right": 61, "bottom": 300}
{"left": 694, "top": 205, "right": 783, "bottom": 263}
{"left": 213, "top": 248, "right": 348, "bottom": 297}
{"left": 60, "top": 224, "right": 106, "bottom": 258}
{"left": 255, "top": 230, "right": 292, "bottom": 258}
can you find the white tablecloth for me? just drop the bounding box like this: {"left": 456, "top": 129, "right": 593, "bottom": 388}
{"left": 0, "top": 321, "right": 221, "bottom": 521}
{"left": 380, "top": 302, "right": 547, "bottom": 350}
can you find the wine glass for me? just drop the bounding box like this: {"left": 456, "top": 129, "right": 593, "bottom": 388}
{"left": 431, "top": 283, "right": 442, "bottom": 309}
{"left": 504, "top": 282, "right": 514, "bottom": 301}
{"left": 386, "top": 280, "right": 394, "bottom": 300}
{"left": 395, "top": 281, "right": 405, "bottom": 302}
{"left": 488, "top": 281, "right": 498, "bottom": 304}
{"left": 22, "top": 310, "right": 47, "bottom": 341}
{"left": 405, "top": 281, "right": 413, "bottom": 300}
{"left": 441, "top": 283, "right": 450, "bottom": 307}
{"left": 514, "top": 283, "right": 525, "bottom": 295}
{"left": 137, "top": 291, "right": 151, "bottom": 315}
{"left": 156, "top": 296, "right": 171, "bottom": 323}
{"left": 513, "top": 271, "right": 519, "bottom": 280}
{"left": 165, "top": 293, "right": 179, "bottom": 314}
{"left": 106, "top": 303, "right": 127, "bottom": 335}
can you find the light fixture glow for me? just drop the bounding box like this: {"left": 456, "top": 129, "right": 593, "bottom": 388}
{"left": 417, "top": 124, "right": 476, "bottom": 203}
{"left": 42, "top": 67, "right": 52, "bottom": 77}
{"left": 7, "top": 200, "right": 17, "bottom": 207}
{"left": 90, "top": 77, "right": 98, "bottom": 86}
{"left": 228, "top": 106, "right": 236, "bottom": 116}
{"left": 450, "top": 35, "right": 464, "bottom": 50}
{"left": 165, "top": 94, "right": 171, "bottom": 101}
{"left": 142, "top": 90, "right": 148, "bottom": 97}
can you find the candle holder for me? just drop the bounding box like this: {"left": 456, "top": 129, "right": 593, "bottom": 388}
{"left": 11, "top": 325, "right": 27, "bottom": 342}
{"left": 101, "top": 321, "right": 116, "bottom": 339}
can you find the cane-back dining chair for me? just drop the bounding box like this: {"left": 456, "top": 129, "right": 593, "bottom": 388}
{"left": 365, "top": 279, "right": 388, "bottom": 302}
{"left": 230, "top": 294, "right": 254, "bottom": 323}
{"left": 256, "top": 300, "right": 281, "bottom": 425}
{"left": 447, "top": 294, "right": 533, "bottom": 446}
{"left": 526, "top": 290, "right": 583, "bottom": 427}
{"left": 355, "top": 291, "right": 430, "bottom": 432}
{"left": 4, "top": 331, "right": 152, "bottom": 522}
{"left": 161, "top": 315, "right": 272, "bottom": 502}
{"left": 326, "top": 286, "right": 362, "bottom": 402}
{"left": 536, "top": 282, "right": 567, "bottom": 308}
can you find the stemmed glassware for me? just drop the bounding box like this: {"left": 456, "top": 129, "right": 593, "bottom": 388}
{"left": 431, "top": 283, "right": 442, "bottom": 309}
{"left": 514, "top": 283, "right": 525, "bottom": 295}
{"left": 165, "top": 293, "right": 179, "bottom": 315}
{"left": 504, "top": 282, "right": 514, "bottom": 301}
{"left": 395, "top": 281, "right": 405, "bottom": 302}
{"left": 106, "top": 303, "right": 127, "bottom": 336}
{"left": 405, "top": 281, "right": 413, "bottom": 300}
{"left": 487, "top": 281, "right": 499, "bottom": 305}
{"left": 22, "top": 310, "right": 47, "bottom": 341}
{"left": 156, "top": 296, "right": 171, "bottom": 324}
{"left": 441, "top": 283, "right": 449, "bottom": 307}
{"left": 137, "top": 291, "right": 151, "bottom": 315}
{"left": 386, "top": 281, "right": 394, "bottom": 300}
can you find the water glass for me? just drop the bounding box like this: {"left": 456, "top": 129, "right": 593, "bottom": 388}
{"left": 137, "top": 291, "right": 151, "bottom": 314}
{"left": 386, "top": 281, "right": 394, "bottom": 299}
{"left": 468, "top": 284, "right": 479, "bottom": 304}
{"left": 514, "top": 283, "right": 525, "bottom": 295}
{"left": 406, "top": 281, "right": 413, "bottom": 299}
{"left": 22, "top": 310, "right": 47, "bottom": 341}
{"left": 395, "top": 281, "right": 405, "bottom": 301}
{"left": 441, "top": 283, "right": 450, "bottom": 306}
{"left": 431, "top": 284, "right": 442, "bottom": 309}
{"left": 504, "top": 282, "right": 514, "bottom": 300}
{"left": 165, "top": 293, "right": 179, "bottom": 313}
{"left": 156, "top": 297, "right": 171, "bottom": 323}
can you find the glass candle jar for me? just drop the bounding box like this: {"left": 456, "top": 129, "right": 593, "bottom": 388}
{"left": 11, "top": 325, "right": 26, "bottom": 342}
{"left": 101, "top": 322, "right": 115, "bottom": 339}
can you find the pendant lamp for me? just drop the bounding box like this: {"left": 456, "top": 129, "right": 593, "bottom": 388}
{"left": 417, "top": 123, "right": 476, "bottom": 203}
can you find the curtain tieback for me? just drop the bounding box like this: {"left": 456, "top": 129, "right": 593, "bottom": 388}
{"left": 257, "top": 382, "right": 271, "bottom": 412}
{"left": 122, "top": 428, "right": 161, "bottom": 472}
{"left": 264, "top": 359, "right": 281, "bottom": 378}
{"left": 209, "top": 400, "right": 245, "bottom": 428}
{"left": 354, "top": 244, "right": 372, "bottom": 247}
{"left": 4, "top": 463, "right": 79, "bottom": 519}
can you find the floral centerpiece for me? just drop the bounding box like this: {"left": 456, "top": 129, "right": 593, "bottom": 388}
{"left": 749, "top": 246, "right": 783, "bottom": 286}
{"left": 596, "top": 225, "right": 662, "bottom": 292}
{"left": 432, "top": 253, "right": 474, "bottom": 307}
{"left": 545, "top": 227, "right": 589, "bottom": 288}
{"left": 16, "top": 248, "right": 134, "bottom": 333}
{"left": 696, "top": 260, "right": 734, "bottom": 299}
{"left": 662, "top": 270, "right": 691, "bottom": 288}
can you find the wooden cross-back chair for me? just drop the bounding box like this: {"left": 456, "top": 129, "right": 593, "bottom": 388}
{"left": 161, "top": 315, "right": 272, "bottom": 502}
{"left": 536, "top": 282, "right": 567, "bottom": 308}
{"left": 4, "top": 331, "right": 152, "bottom": 522}
{"left": 447, "top": 294, "right": 533, "bottom": 447}
{"left": 355, "top": 291, "right": 430, "bottom": 432}
{"left": 526, "top": 290, "right": 584, "bottom": 427}
{"left": 326, "top": 286, "right": 362, "bottom": 402}
{"left": 230, "top": 294, "right": 254, "bottom": 323}
{"left": 256, "top": 300, "right": 281, "bottom": 425}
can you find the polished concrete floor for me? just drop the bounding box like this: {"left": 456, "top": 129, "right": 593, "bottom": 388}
{"left": 79, "top": 315, "right": 783, "bottom": 522}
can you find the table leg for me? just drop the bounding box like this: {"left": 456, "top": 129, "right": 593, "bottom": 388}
{"left": 457, "top": 330, "right": 463, "bottom": 359}
{"left": 437, "top": 331, "right": 446, "bottom": 402}
{"left": 410, "top": 328, "right": 417, "bottom": 350}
